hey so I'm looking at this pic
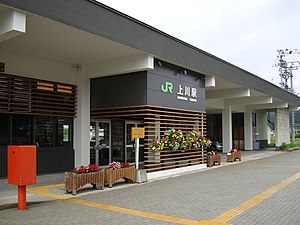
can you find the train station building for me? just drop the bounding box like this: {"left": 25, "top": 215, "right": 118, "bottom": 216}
{"left": 0, "top": 0, "right": 299, "bottom": 177}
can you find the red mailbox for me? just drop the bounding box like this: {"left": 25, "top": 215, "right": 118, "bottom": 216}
{"left": 7, "top": 145, "right": 36, "bottom": 210}
{"left": 8, "top": 145, "right": 36, "bottom": 185}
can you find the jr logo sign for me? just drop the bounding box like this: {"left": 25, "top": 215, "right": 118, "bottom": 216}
{"left": 161, "top": 81, "right": 173, "bottom": 94}
{"left": 161, "top": 81, "right": 198, "bottom": 103}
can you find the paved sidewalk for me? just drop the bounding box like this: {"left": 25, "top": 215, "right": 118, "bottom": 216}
{"left": 2, "top": 149, "right": 300, "bottom": 225}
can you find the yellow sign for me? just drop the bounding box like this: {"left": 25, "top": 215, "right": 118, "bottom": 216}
{"left": 131, "top": 127, "right": 145, "bottom": 138}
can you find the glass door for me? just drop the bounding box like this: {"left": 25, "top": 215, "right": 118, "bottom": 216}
{"left": 125, "top": 121, "right": 144, "bottom": 166}
{"left": 90, "top": 120, "right": 111, "bottom": 166}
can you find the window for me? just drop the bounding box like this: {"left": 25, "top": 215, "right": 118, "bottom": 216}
{"left": 34, "top": 116, "right": 73, "bottom": 147}
{"left": 63, "top": 125, "right": 70, "bottom": 142}
{"left": 56, "top": 118, "right": 72, "bottom": 146}
{"left": 34, "top": 116, "right": 54, "bottom": 147}
{"left": 12, "top": 115, "right": 32, "bottom": 145}
{"left": 0, "top": 114, "right": 10, "bottom": 147}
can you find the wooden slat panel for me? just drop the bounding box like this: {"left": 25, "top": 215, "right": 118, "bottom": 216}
{"left": 0, "top": 73, "right": 77, "bottom": 117}
{"left": 91, "top": 105, "right": 207, "bottom": 173}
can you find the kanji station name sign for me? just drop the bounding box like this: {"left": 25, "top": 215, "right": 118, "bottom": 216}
{"left": 161, "top": 81, "right": 198, "bottom": 103}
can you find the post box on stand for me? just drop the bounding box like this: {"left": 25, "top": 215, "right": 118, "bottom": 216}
{"left": 7, "top": 145, "right": 36, "bottom": 210}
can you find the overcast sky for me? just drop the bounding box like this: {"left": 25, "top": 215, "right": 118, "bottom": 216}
{"left": 99, "top": 0, "right": 300, "bottom": 95}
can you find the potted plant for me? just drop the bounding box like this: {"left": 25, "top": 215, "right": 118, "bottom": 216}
{"left": 227, "top": 148, "right": 241, "bottom": 162}
{"left": 163, "top": 128, "right": 183, "bottom": 150}
{"left": 207, "top": 150, "right": 221, "bottom": 167}
{"left": 64, "top": 164, "right": 104, "bottom": 195}
{"left": 104, "top": 161, "right": 136, "bottom": 188}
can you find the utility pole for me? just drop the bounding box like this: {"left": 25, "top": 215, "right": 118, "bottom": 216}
{"left": 276, "top": 49, "right": 300, "bottom": 93}
{"left": 275, "top": 49, "right": 300, "bottom": 143}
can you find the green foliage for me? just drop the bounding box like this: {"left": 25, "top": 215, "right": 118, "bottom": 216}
{"left": 279, "top": 138, "right": 300, "bottom": 151}
{"left": 267, "top": 136, "right": 276, "bottom": 148}
{"left": 267, "top": 143, "right": 276, "bottom": 148}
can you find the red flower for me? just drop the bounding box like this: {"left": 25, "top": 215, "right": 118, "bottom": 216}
{"left": 78, "top": 166, "right": 85, "bottom": 173}
{"left": 230, "top": 148, "right": 239, "bottom": 153}
{"left": 121, "top": 162, "right": 130, "bottom": 168}
{"left": 72, "top": 164, "right": 99, "bottom": 174}
{"left": 208, "top": 151, "right": 217, "bottom": 155}
{"left": 91, "top": 164, "right": 99, "bottom": 172}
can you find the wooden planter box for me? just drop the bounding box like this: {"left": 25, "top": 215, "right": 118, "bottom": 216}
{"left": 64, "top": 171, "right": 104, "bottom": 195}
{"left": 104, "top": 166, "right": 136, "bottom": 188}
{"left": 207, "top": 154, "right": 221, "bottom": 167}
{"left": 227, "top": 151, "right": 241, "bottom": 162}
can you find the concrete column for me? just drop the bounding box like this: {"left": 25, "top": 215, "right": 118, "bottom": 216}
{"left": 256, "top": 110, "right": 268, "bottom": 148}
{"left": 222, "top": 104, "right": 232, "bottom": 153}
{"left": 74, "top": 66, "right": 90, "bottom": 166}
{"left": 275, "top": 108, "right": 290, "bottom": 147}
{"left": 244, "top": 109, "right": 253, "bottom": 150}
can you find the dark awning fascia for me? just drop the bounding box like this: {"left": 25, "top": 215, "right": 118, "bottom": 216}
{"left": 1, "top": 0, "right": 299, "bottom": 106}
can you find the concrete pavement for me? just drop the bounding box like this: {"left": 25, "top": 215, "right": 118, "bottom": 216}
{"left": 1, "top": 149, "right": 300, "bottom": 225}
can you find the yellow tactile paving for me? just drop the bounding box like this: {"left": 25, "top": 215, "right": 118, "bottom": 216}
{"left": 239, "top": 164, "right": 300, "bottom": 169}
{"left": 28, "top": 171, "right": 300, "bottom": 225}
{"left": 28, "top": 184, "right": 68, "bottom": 200}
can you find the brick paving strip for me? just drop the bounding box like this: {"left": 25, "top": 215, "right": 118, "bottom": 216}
{"left": 27, "top": 170, "right": 300, "bottom": 225}
{"left": 28, "top": 184, "right": 203, "bottom": 225}
{"left": 210, "top": 171, "right": 300, "bottom": 224}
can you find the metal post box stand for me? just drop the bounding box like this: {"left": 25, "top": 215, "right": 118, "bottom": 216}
{"left": 7, "top": 146, "right": 36, "bottom": 210}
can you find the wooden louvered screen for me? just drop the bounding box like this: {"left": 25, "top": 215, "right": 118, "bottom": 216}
{"left": 0, "top": 73, "right": 77, "bottom": 117}
{"left": 91, "top": 105, "right": 207, "bottom": 173}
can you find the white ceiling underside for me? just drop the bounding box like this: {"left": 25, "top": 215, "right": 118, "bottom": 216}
{"left": 0, "top": 5, "right": 142, "bottom": 64}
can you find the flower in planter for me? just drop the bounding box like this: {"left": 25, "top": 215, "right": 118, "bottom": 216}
{"left": 121, "top": 162, "right": 130, "bottom": 168}
{"left": 169, "top": 140, "right": 180, "bottom": 150}
{"left": 180, "top": 140, "right": 188, "bottom": 150}
{"left": 151, "top": 128, "right": 209, "bottom": 151}
{"left": 72, "top": 164, "right": 99, "bottom": 174}
{"left": 186, "top": 130, "right": 201, "bottom": 148}
{"left": 88, "top": 163, "right": 99, "bottom": 172}
{"left": 164, "top": 128, "right": 176, "bottom": 137}
{"left": 150, "top": 138, "right": 164, "bottom": 151}
{"left": 162, "top": 128, "right": 183, "bottom": 150}
{"left": 187, "top": 140, "right": 199, "bottom": 149}
{"left": 173, "top": 130, "right": 184, "bottom": 142}
{"left": 108, "top": 161, "right": 121, "bottom": 170}
{"left": 230, "top": 148, "right": 240, "bottom": 153}
{"left": 199, "top": 136, "right": 212, "bottom": 148}
{"left": 208, "top": 151, "right": 217, "bottom": 156}
{"left": 187, "top": 130, "right": 201, "bottom": 141}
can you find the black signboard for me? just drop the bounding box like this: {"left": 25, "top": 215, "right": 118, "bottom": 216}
{"left": 91, "top": 61, "right": 205, "bottom": 111}
{"left": 147, "top": 64, "right": 205, "bottom": 111}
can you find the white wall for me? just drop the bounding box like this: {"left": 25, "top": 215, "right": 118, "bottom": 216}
{"left": 0, "top": 48, "right": 76, "bottom": 84}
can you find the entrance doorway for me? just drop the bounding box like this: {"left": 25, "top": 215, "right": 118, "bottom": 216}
{"left": 90, "top": 120, "right": 111, "bottom": 166}
{"left": 125, "top": 121, "right": 144, "bottom": 167}
{"left": 90, "top": 120, "right": 144, "bottom": 167}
